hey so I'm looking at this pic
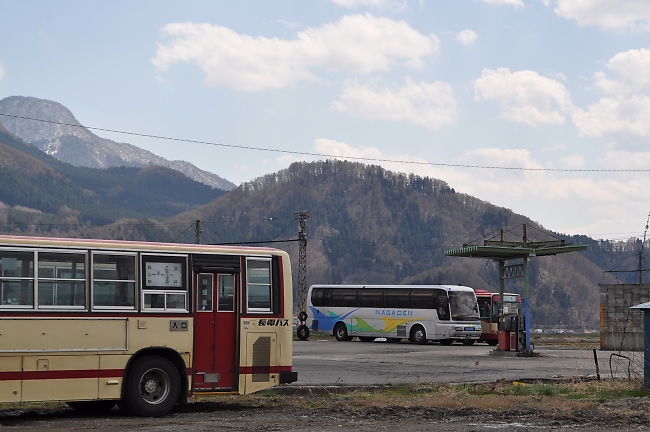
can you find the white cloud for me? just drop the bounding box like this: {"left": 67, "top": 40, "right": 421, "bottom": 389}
{"left": 331, "top": 77, "right": 458, "bottom": 130}
{"left": 558, "top": 154, "right": 585, "bottom": 168}
{"left": 474, "top": 68, "right": 573, "bottom": 126}
{"left": 572, "top": 48, "right": 650, "bottom": 139}
{"left": 553, "top": 0, "right": 650, "bottom": 30}
{"left": 330, "top": 0, "right": 406, "bottom": 9}
{"left": 456, "top": 29, "right": 478, "bottom": 45}
{"left": 0, "top": 63, "right": 5, "bottom": 82}
{"left": 572, "top": 95, "right": 650, "bottom": 138}
{"left": 481, "top": 0, "right": 525, "bottom": 8}
{"left": 540, "top": 0, "right": 550, "bottom": 6}
{"left": 595, "top": 48, "right": 650, "bottom": 95}
{"left": 330, "top": 0, "right": 389, "bottom": 7}
{"left": 152, "top": 14, "right": 439, "bottom": 91}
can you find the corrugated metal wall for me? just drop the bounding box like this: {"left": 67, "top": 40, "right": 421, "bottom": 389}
{"left": 600, "top": 284, "right": 650, "bottom": 351}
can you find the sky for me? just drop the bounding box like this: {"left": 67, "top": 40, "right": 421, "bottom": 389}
{"left": 1, "top": 0, "right": 650, "bottom": 240}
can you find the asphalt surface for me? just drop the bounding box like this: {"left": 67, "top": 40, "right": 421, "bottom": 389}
{"left": 291, "top": 338, "right": 643, "bottom": 385}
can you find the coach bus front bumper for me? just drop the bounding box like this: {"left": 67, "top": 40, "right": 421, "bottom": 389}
{"left": 450, "top": 324, "right": 482, "bottom": 340}
{"left": 279, "top": 371, "right": 298, "bottom": 384}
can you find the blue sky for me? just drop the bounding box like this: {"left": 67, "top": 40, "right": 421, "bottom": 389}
{"left": 1, "top": 0, "right": 650, "bottom": 239}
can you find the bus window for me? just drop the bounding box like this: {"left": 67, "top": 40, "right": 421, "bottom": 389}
{"left": 384, "top": 289, "right": 410, "bottom": 308}
{"left": 448, "top": 290, "right": 479, "bottom": 321}
{"left": 0, "top": 251, "right": 34, "bottom": 307}
{"left": 217, "top": 274, "right": 235, "bottom": 312}
{"left": 332, "top": 289, "right": 357, "bottom": 307}
{"left": 246, "top": 258, "right": 272, "bottom": 312}
{"left": 38, "top": 252, "right": 86, "bottom": 308}
{"left": 477, "top": 297, "right": 491, "bottom": 321}
{"left": 358, "top": 289, "right": 383, "bottom": 307}
{"left": 433, "top": 289, "right": 450, "bottom": 321}
{"left": 92, "top": 253, "right": 136, "bottom": 309}
{"left": 410, "top": 290, "right": 435, "bottom": 309}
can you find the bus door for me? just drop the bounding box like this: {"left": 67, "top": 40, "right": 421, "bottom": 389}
{"left": 193, "top": 273, "right": 238, "bottom": 391}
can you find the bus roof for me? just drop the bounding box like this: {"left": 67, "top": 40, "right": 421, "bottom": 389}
{"left": 308, "top": 284, "right": 476, "bottom": 292}
{"left": 0, "top": 234, "right": 287, "bottom": 258}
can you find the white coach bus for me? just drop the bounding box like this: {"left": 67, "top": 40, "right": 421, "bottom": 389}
{"left": 307, "top": 285, "right": 482, "bottom": 345}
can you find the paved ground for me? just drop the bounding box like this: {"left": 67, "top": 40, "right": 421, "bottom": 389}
{"left": 291, "top": 339, "right": 642, "bottom": 386}
{"left": 1, "top": 340, "right": 647, "bottom": 431}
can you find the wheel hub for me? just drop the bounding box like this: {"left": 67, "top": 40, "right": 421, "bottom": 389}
{"left": 144, "top": 378, "right": 157, "bottom": 395}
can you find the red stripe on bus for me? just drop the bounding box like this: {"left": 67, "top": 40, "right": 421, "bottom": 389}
{"left": 239, "top": 366, "right": 293, "bottom": 375}
{"left": 0, "top": 369, "right": 125, "bottom": 381}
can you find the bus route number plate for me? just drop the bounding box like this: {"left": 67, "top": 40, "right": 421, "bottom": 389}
{"left": 170, "top": 320, "right": 189, "bottom": 331}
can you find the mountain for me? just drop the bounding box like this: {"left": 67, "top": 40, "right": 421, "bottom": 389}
{"left": 0, "top": 96, "right": 236, "bottom": 191}
{"left": 159, "top": 160, "right": 632, "bottom": 330}
{"left": 0, "top": 127, "right": 227, "bottom": 225}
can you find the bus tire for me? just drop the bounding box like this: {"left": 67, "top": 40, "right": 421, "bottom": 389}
{"left": 123, "top": 355, "right": 180, "bottom": 417}
{"left": 67, "top": 400, "right": 117, "bottom": 412}
{"left": 296, "top": 324, "right": 310, "bottom": 341}
{"left": 410, "top": 325, "right": 427, "bottom": 345}
{"left": 359, "top": 337, "right": 375, "bottom": 342}
{"left": 334, "top": 323, "right": 352, "bottom": 341}
{"left": 440, "top": 339, "right": 453, "bottom": 346}
{"left": 298, "top": 311, "right": 308, "bottom": 322}
{"left": 462, "top": 340, "right": 475, "bottom": 346}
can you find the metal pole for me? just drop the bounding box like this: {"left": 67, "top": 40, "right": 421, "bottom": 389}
{"left": 498, "top": 259, "right": 505, "bottom": 350}
{"left": 523, "top": 256, "right": 531, "bottom": 353}
{"left": 295, "top": 212, "right": 309, "bottom": 317}
{"left": 195, "top": 220, "right": 201, "bottom": 244}
{"left": 645, "top": 310, "right": 650, "bottom": 388}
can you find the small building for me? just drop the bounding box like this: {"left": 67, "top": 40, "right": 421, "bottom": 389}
{"left": 600, "top": 284, "right": 650, "bottom": 351}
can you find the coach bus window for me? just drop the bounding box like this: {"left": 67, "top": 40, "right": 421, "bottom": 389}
{"left": 332, "top": 288, "right": 357, "bottom": 307}
{"left": 433, "top": 289, "right": 450, "bottom": 321}
{"left": 410, "top": 290, "right": 435, "bottom": 309}
{"left": 0, "top": 251, "right": 34, "bottom": 307}
{"left": 448, "top": 291, "right": 480, "bottom": 321}
{"left": 384, "top": 289, "right": 410, "bottom": 308}
{"left": 141, "top": 256, "right": 188, "bottom": 312}
{"left": 358, "top": 289, "right": 383, "bottom": 308}
{"left": 246, "top": 259, "right": 272, "bottom": 312}
{"left": 38, "top": 252, "right": 86, "bottom": 308}
{"left": 92, "top": 253, "right": 136, "bottom": 309}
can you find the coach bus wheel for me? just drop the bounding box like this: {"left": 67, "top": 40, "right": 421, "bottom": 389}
{"left": 334, "top": 323, "right": 352, "bottom": 341}
{"left": 297, "top": 324, "right": 310, "bottom": 341}
{"left": 298, "top": 311, "right": 308, "bottom": 322}
{"left": 410, "top": 325, "right": 427, "bottom": 345}
{"left": 67, "top": 400, "right": 117, "bottom": 412}
{"left": 359, "top": 337, "right": 375, "bottom": 342}
{"left": 440, "top": 339, "right": 453, "bottom": 346}
{"left": 124, "top": 355, "right": 180, "bottom": 417}
{"left": 462, "top": 340, "right": 475, "bottom": 346}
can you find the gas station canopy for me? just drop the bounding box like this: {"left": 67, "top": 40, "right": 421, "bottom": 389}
{"left": 445, "top": 241, "right": 587, "bottom": 259}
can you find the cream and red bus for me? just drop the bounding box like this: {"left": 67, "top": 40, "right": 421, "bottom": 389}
{"left": 474, "top": 289, "right": 521, "bottom": 346}
{"left": 0, "top": 235, "right": 297, "bottom": 416}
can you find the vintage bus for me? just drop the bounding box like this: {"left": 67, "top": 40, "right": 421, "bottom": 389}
{"left": 0, "top": 235, "right": 297, "bottom": 416}
{"left": 307, "top": 285, "right": 482, "bottom": 345}
{"left": 475, "top": 289, "right": 521, "bottom": 345}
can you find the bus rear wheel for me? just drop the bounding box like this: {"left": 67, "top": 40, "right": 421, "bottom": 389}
{"left": 410, "top": 325, "right": 427, "bottom": 345}
{"left": 334, "top": 323, "right": 352, "bottom": 341}
{"left": 123, "top": 355, "right": 180, "bottom": 417}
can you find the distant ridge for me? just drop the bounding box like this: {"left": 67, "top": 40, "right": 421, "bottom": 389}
{"left": 0, "top": 96, "right": 236, "bottom": 191}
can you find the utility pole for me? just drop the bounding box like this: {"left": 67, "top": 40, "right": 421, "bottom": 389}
{"left": 195, "top": 220, "right": 202, "bottom": 244}
{"left": 295, "top": 211, "right": 310, "bottom": 340}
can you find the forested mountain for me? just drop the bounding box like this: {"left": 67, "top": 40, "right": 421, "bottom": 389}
{"left": 158, "top": 160, "right": 637, "bottom": 330}
{"left": 0, "top": 127, "right": 227, "bottom": 226}
{"left": 0, "top": 154, "right": 640, "bottom": 329}
{"left": 0, "top": 96, "right": 236, "bottom": 190}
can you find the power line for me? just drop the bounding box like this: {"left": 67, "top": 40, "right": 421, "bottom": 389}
{"left": 1, "top": 112, "right": 647, "bottom": 173}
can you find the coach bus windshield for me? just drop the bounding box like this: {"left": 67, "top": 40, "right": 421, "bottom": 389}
{"left": 448, "top": 291, "right": 480, "bottom": 321}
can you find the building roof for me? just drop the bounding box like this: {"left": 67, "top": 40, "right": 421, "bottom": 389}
{"left": 444, "top": 244, "right": 587, "bottom": 260}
